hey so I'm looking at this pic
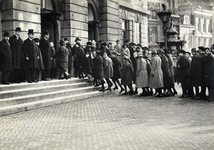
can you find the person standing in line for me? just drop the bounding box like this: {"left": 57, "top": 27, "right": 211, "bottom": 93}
{"left": 103, "top": 52, "right": 114, "bottom": 90}
{"left": 49, "top": 42, "right": 57, "bottom": 79}
{"left": 92, "top": 50, "right": 105, "bottom": 92}
{"left": 22, "top": 29, "right": 38, "bottom": 83}
{"left": 149, "top": 50, "right": 164, "bottom": 97}
{"left": 40, "top": 30, "right": 51, "bottom": 81}
{"left": 204, "top": 48, "right": 214, "bottom": 101}
{"left": 0, "top": 32, "right": 12, "bottom": 84}
{"left": 121, "top": 56, "right": 134, "bottom": 95}
{"left": 121, "top": 44, "right": 130, "bottom": 58}
{"left": 9, "top": 27, "right": 23, "bottom": 83}
{"left": 52, "top": 40, "right": 70, "bottom": 79}
{"left": 189, "top": 48, "right": 203, "bottom": 99}
{"left": 73, "top": 37, "right": 82, "bottom": 77}
{"left": 185, "top": 51, "right": 194, "bottom": 97}
{"left": 114, "top": 40, "right": 122, "bottom": 55}
{"left": 83, "top": 44, "right": 93, "bottom": 82}
{"left": 64, "top": 38, "right": 73, "bottom": 78}
{"left": 74, "top": 42, "right": 85, "bottom": 79}
{"left": 34, "top": 38, "right": 44, "bottom": 82}
{"left": 176, "top": 50, "right": 189, "bottom": 98}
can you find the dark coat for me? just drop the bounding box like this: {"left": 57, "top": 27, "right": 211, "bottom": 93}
{"left": 84, "top": 54, "right": 93, "bottom": 75}
{"left": 50, "top": 47, "right": 56, "bottom": 69}
{"left": 203, "top": 53, "right": 214, "bottom": 87}
{"left": 160, "top": 55, "right": 172, "bottom": 78}
{"left": 0, "top": 39, "right": 12, "bottom": 72}
{"left": 121, "top": 60, "right": 134, "bottom": 85}
{"left": 74, "top": 46, "right": 85, "bottom": 68}
{"left": 111, "top": 56, "right": 121, "bottom": 80}
{"left": 35, "top": 45, "right": 45, "bottom": 70}
{"left": 65, "top": 43, "right": 73, "bottom": 66}
{"left": 39, "top": 38, "right": 51, "bottom": 70}
{"left": 53, "top": 45, "right": 69, "bottom": 73}
{"left": 176, "top": 56, "right": 189, "bottom": 78}
{"left": 22, "top": 38, "right": 38, "bottom": 69}
{"left": 92, "top": 55, "right": 104, "bottom": 79}
{"left": 9, "top": 35, "right": 23, "bottom": 69}
{"left": 189, "top": 55, "right": 204, "bottom": 86}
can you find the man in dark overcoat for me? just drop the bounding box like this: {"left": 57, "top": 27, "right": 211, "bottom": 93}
{"left": 92, "top": 50, "right": 105, "bottom": 91}
{"left": 74, "top": 42, "right": 85, "bottom": 79}
{"left": 72, "top": 37, "right": 82, "bottom": 77}
{"left": 64, "top": 38, "right": 73, "bottom": 77}
{"left": 22, "top": 29, "right": 38, "bottom": 83}
{"left": 0, "top": 32, "right": 12, "bottom": 84}
{"left": 9, "top": 27, "right": 23, "bottom": 83}
{"left": 39, "top": 30, "right": 51, "bottom": 81}
{"left": 189, "top": 48, "right": 203, "bottom": 99}
{"left": 177, "top": 50, "right": 189, "bottom": 98}
{"left": 204, "top": 48, "right": 214, "bottom": 101}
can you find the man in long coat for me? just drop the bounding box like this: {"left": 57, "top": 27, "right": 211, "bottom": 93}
{"left": 22, "top": 29, "right": 38, "bottom": 83}
{"left": 103, "top": 52, "right": 113, "bottom": 90}
{"left": 0, "top": 32, "right": 12, "bottom": 84}
{"left": 9, "top": 27, "right": 23, "bottom": 83}
{"left": 204, "top": 48, "right": 214, "bottom": 101}
{"left": 40, "top": 30, "right": 51, "bottom": 81}
{"left": 177, "top": 50, "right": 189, "bottom": 98}
{"left": 92, "top": 50, "right": 105, "bottom": 91}
{"left": 64, "top": 38, "right": 73, "bottom": 77}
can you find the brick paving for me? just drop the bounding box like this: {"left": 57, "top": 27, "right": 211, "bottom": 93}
{"left": 0, "top": 86, "right": 214, "bottom": 150}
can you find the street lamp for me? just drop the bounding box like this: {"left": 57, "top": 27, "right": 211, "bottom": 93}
{"left": 157, "top": 4, "right": 172, "bottom": 49}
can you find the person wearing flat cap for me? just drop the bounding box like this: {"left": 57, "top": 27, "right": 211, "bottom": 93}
{"left": 0, "top": 32, "right": 12, "bottom": 84}
{"left": 176, "top": 50, "right": 189, "bottom": 98}
{"left": 22, "top": 29, "right": 38, "bottom": 83}
{"left": 39, "top": 30, "right": 51, "bottom": 81}
{"left": 9, "top": 27, "right": 23, "bottom": 83}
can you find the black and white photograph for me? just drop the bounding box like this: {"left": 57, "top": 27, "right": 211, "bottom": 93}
{"left": 0, "top": 0, "right": 214, "bottom": 149}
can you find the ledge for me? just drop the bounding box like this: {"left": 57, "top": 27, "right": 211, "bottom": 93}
{"left": 119, "top": 1, "right": 150, "bottom": 15}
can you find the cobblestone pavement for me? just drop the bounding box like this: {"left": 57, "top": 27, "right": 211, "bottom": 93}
{"left": 0, "top": 86, "right": 214, "bottom": 150}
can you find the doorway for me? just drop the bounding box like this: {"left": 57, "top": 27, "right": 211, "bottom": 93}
{"left": 88, "top": 3, "right": 98, "bottom": 41}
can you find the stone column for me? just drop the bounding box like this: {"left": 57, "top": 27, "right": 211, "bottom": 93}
{"left": 61, "top": 0, "right": 88, "bottom": 45}
{"left": 99, "top": 0, "right": 120, "bottom": 43}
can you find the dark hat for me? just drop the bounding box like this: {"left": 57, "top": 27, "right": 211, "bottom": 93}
{"left": 198, "top": 46, "right": 206, "bottom": 51}
{"left": 64, "top": 38, "right": 69, "bottom": 41}
{"left": 116, "top": 39, "right": 120, "bottom": 43}
{"left": 132, "top": 43, "right": 136, "bottom": 46}
{"left": 101, "top": 42, "right": 107, "bottom": 46}
{"left": 108, "top": 42, "right": 112, "bottom": 45}
{"left": 75, "top": 37, "right": 81, "bottom": 42}
{"left": 137, "top": 44, "right": 142, "bottom": 48}
{"left": 163, "top": 49, "right": 169, "bottom": 54}
{"left": 178, "top": 50, "right": 186, "bottom": 54}
{"left": 205, "top": 47, "right": 211, "bottom": 51}
{"left": 33, "top": 38, "right": 40, "bottom": 42}
{"left": 3, "top": 32, "right": 9, "bottom": 37}
{"left": 43, "top": 30, "right": 49, "bottom": 35}
{"left": 59, "top": 40, "right": 64, "bottom": 45}
{"left": 152, "top": 50, "right": 158, "bottom": 55}
{"left": 98, "top": 40, "right": 102, "bottom": 43}
{"left": 185, "top": 51, "right": 191, "bottom": 55}
{"left": 28, "top": 29, "right": 34, "bottom": 35}
{"left": 15, "top": 27, "right": 21, "bottom": 32}
{"left": 86, "top": 41, "right": 92, "bottom": 45}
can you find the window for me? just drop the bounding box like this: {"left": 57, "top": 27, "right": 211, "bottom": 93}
{"left": 148, "top": 26, "right": 158, "bottom": 44}
{"left": 183, "top": 15, "right": 190, "bottom": 24}
{"left": 134, "top": 22, "right": 140, "bottom": 44}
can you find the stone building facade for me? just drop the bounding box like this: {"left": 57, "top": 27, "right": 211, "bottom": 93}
{"left": 0, "top": 0, "right": 149, "bottom": 47}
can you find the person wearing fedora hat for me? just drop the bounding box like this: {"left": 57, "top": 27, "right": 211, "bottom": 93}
{"left": 39, "top": 30, "right": 51, "bottom": 81}
{"left": 9, "top": 27, "right": 23, "bottom": 83}
{"left": 22, "top": 29, "right": 38, "bottom": 83}
{"left": 176, "top": 50, "right": 190, "bottom": 98}
{"left": 0, "top": 32, "right": 12, "bottom": 84}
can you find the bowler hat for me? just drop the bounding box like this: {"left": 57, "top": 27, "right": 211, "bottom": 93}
{"left": 198, "top": 46, "right": 206, "bottom": 51}
{"left": 64, "top": 38, "right": 69, "bottom": 41}
{"left": 178, "top": 50, "right": 186, "bottom": 54}
{"left": 28, "top": 29, "right": 34, "bottom": 35}
{"left": 33, "top": 38, "right": 40, "bottom": 42}
{"left": 3, "top": 32, "right": 9, "bottom": 37}
{"left": 75, "top": 37, "right": 81, "bottom": 42}
{"left": 86, "top": 41, "right": 92, "bottom": 45}
{"left": 43, "top": 30, "right": 49, "bottom": 35}
{"left": 15, "top": 27, "right": 21, "bottom": 32}
{"left": 191, "top": 48, "right": 197, "bottom": 52}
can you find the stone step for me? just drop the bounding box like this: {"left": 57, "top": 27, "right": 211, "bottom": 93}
{"left": 0, "top": 90, "right": 110, "bottom": 116}
{"left": 0, "top": 82, "right": 93, "bottom": 99}
{"left": 0, "top": 78, "right": 86, "bottom": 92}
{"left": 0, "top": 86, "right": 101, "bottom": 107}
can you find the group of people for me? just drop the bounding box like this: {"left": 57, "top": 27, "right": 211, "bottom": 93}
{"left": 0, "top": 27, "right": 214, "bottom": 101}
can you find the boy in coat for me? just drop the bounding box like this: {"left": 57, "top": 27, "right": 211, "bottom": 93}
{"left": 0, "top": 32, "right": 12, "bottom": 84}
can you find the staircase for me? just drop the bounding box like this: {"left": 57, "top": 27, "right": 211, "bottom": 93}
{"left": 0, "top": 78, "right": 107, "bottom": 116}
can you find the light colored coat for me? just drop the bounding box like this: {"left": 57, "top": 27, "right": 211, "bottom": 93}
{"left": 136, "top": 57, "right": 149, "bottom": 88}
{"left": 149, "top": 55, "right": 164, "bottom": 88}
{"left": 103, "top": 55, "right": 113, "bottom": 78}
